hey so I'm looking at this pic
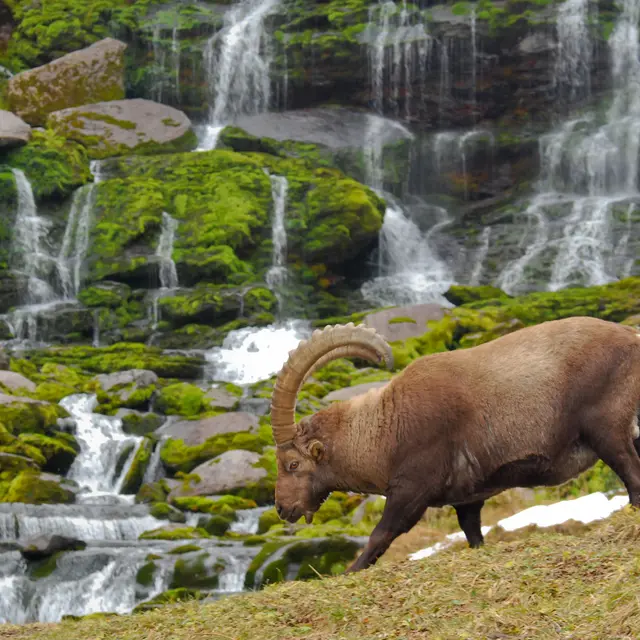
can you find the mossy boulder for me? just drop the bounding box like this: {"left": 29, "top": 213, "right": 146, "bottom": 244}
{"left": 26, "top": 343, "right": 204, "bottom": 379}
{"left": 444, "top": 284, "right": 512, "bottom": 306}
{"left": 149, "top": 502, "right": 185, "bottom": 523}
{"left": 87, "top": 147, "right": 384, "bottom": 289}
{"left": 47, "top": 99, "right": 197, "bottom": 160}
{"left": 17, "top": 432, "right": 79, "bottom": 475}
{"left": 170, "top": 551, "right": 225, "bottom": 590}
{"left": 154, "top": 383, "right": 210, "bottom": 418}
{"left": 0, "top": 109, "right": 31, "bottom": 148}
{"left": 139, "top": 525, "right": 211, "bottom": 541}
{"left": 7, "top": 38, "right": 126, "bottom": 126}
{"left": 171, "top": 495, "right": 256, "bottom": 517}
{"left": 117, "top": 410, "right": 164, "bottom": 436}
{"left": 0, "top": 397, "right": 69, "bottom": 436}
{"left": 1, "top": 470, "right": 77, "bottom": 504}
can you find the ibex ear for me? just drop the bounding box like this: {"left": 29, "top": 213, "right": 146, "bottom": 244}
{"left": 308, "top": 440, "right": 325, "bottom": 462}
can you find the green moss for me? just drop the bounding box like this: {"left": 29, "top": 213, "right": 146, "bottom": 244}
{"left": 444, "top": 284, "right": 512, "bottom": 306}
{"left": 154, "top": 383, "right": 210, "bottom": 417}
{"left": 135, "top": 561, "right": 157, "bottom": 587}
{"left": 170, "top": 552, "right": 223, "bottom": 590}
{"left": 387, "top": 316, "right": 417, "bottom": 325}
{"left": 120, "top": 412, "right": 164, "bottom": 437}
{"left": 5, "top": 129, "right": 91, "bottom": 200}
{"left": 33, "top": 382, "right": 77, "bottom": 403}
{"left": 0, "top": 401, "right": 69, "bottom": 436}
{"left": 17, "top": 432, "right": 79, "bottom": 475}
{"left": 244, "top": 540, "right": 289, "bottom": 589}
{"left": 25, "top": 343, "right": 203, "bottom": 379}
{"left": 171, "top": 495, "right": 257, "bottom": 517}
{"left": 201, "top": 515, "right": 232, "bottom": 537}
{"left": 2, "top": 470, "right": 76, "bottom": 504}
{"left": 258, "top": 507, "right": 281, "bottom": 534}
{"left": 149, "top": 502, "right": 186, "bottom": 523}
{"left": 139, "top": 526, "right": 211, "bottom": 541}
{"left": 168, "top": 544, "right": 203, "bottom": 555}
{"left": 160, "top": 426, "right": 273, "bottom": 474}
{"left": 77, "top": 283, "right": 131, "bottom": 308}
{"left": 135, "top": 478, "right": 172, "bottom": 504}
{"left": 132, "top": 588, "right": 203, "bottom": 613}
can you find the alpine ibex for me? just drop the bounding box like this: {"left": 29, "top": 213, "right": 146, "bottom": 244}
{"left": 270, "top": 316, "right": 640, "bottom": 572}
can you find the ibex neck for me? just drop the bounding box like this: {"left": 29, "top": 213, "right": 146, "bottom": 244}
{"left": 328, "top": 388, "right": 394, "bottom": 495}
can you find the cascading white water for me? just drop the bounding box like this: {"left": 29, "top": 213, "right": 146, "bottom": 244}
{"left": 361, "top": 201, "right": 453, "bottom": 307}
{"left": 265, "top": 174, "right": 289, "bottom": 303}
{"left": 9, "top": 169, "right": 57, "bottom": 306}
{"left": 229, "top": 506, "right": 272, "bottom": 535}
{"left": 58, "top": 160, "right": 102, "bottom": 298}
{"left": 469, "top": 7, "right": 477, "bottom": 117}
{"left": 62, "top": 394, "right": 144, "bottom": 495}
{"left": 498, "top": 0, "right": 640, "bottom": 294}
{"left": 149, "top": 212, "right": 179, "bottom": 331}
{"left": 199, "top": 0, "right": 280, "bottom": 150}
{"left": 365, "top": 0, "right": 431, "bottom": 120}
{"left": 469, "top": 227, "right": 491, "bottom": 286}
{"left": 141, "top": 436, "right": 167, "bottom": 486}
{"left": 554, "top": 0, "right": 593, "bottom": 106}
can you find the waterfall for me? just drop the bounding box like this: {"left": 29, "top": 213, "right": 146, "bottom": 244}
{"left": 360, "top": 199, "right": 453, "bottom": 307}
{"left": 9, "top": 169, "right": 57, "bottom": 306}
{"left": 498, "top": 0, "right": 640, "bottom": 294}
{"left": 58, "top": 160, "right": 102, "bottom": 298}
{"left": 61, "top": 394, "right": 144, "bottom": 496}
{"left": 469, "top": 227, "right": 491, "bottom": 286}
{"left": 199, "top": 0, "right": 280, "bottom": 150}
{"left": 265, "top": 174, "right": 289, "bottom": 310}
{"left": 141, "top": 436, "right": 167, "bottom": 486}
{"left": 365, "top": 0, "right": 430, "bottom": 120}
{"left": 469, "top": 7, "right": 477, "bottom": 118}
{"left": 149, "top": 212, "right": 179, "bottom": 332}
{"left": 554, "top": 0, "right": 593, "bottom": 107}
{"left": 228, "top": 506, "right": 272, "bottom": 535}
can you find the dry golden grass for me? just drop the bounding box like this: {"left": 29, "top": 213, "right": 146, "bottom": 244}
{"left": 3, "top": 507, "right": 639, "bottom": 640}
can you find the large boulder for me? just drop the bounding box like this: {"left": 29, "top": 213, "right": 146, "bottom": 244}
{"left": 7, "top": 38, "right": 127, "bottom": 126}
{"left": 158, "top": 412, "right": 259, "bottom": 446}
{"left": 0, "top": 371, "right": 36, "bottom": 393}
{"left": 47, "top": 99, "right": 196, "bottom": 159}
{"left": 364, "top": 304, "right": 447, "bottom": 342}
{"left": 0, "top": 110, "right": 31, "bottom": 148}
{"left": 169, "top": 450, "right": 267, "bottom": 499}
{"left": 96, "top": 369, "right": 159, "bottom": 393}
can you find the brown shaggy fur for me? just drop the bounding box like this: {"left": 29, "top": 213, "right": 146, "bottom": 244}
{"left": 274, "top": 316, "right": 640, "bottom": 572}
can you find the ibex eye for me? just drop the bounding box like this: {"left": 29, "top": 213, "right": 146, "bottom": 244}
{"left": 289, "top": 461, "right": 299, "bottom": 471}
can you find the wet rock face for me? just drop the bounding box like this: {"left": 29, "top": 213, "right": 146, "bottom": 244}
{"left": 19, "top": 534, "right": 87, "bottom": 561}
{"left": 7, "top": 38, "right": 127, "bottom": 126}
{"left": 159, "top": 412, "right": 259, "bottom": 446}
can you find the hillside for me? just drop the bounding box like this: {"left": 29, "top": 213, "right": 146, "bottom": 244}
{"left": 2, "top": 507, "right": 639, "bottom": 640}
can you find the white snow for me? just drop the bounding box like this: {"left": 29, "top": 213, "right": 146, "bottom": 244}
{"left": 408, "top": 491, "right": 629, "bottom": 561}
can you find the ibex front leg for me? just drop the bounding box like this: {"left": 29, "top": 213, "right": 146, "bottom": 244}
{"left": 345, "top": 486, "right": 430, "bottom": 573}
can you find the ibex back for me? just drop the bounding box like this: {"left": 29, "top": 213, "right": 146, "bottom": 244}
{"left": 270, "top": 316, "right": 640, "bottom": 572}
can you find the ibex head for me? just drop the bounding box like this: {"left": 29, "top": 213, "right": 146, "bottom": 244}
{"left": 270, "top": 323, "right": 393, "bottom": 524}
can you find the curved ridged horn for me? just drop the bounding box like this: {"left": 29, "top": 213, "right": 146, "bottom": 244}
{"left": 270, "top": 323, "right": 393, "bottom": 445}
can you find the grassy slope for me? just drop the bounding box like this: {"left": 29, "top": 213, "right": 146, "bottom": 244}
{"left": 2, "top": 508, "right": 639, "bottom": 640}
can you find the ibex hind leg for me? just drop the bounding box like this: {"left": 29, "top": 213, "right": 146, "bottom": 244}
{"left": 583, "top": 411, "right": 640, "bottom": 508}
{"left": 454, "top": 500, "right": 485, "bottom": 548}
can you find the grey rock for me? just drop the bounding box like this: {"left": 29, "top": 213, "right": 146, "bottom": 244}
{"left": 204, "top": 387, "right": 240, "bottom": 410}
{"left": 158, "top": 412, "right": 259, "bottom": 446}
{"left": 0, "top": 370, "right": 36, "bottom": 392}
{"left": 0, "top": 452, "right": 39, "bottom": 473}
{"left": 169, "top": 450, "right": 267, "bottom": 499}
{"left": 0, "top": 110, "right": 31, "bottom": 147}
{"left": 364, "top": 303, "right": 447, "bottom": 342}
{"left": 0, "top": 392, "right": 42, "bottom": 405}
{"left": 48, "top": 98, "right": 193, "bottom": 155}
{"left": 96, "top": 369, "right": 159, "bottom": 392}
{"left": 0, "top": 346, "right": 10, "bottom": 370}
{"left": 8, "top": 38, "right": 127, "bottom": 126}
